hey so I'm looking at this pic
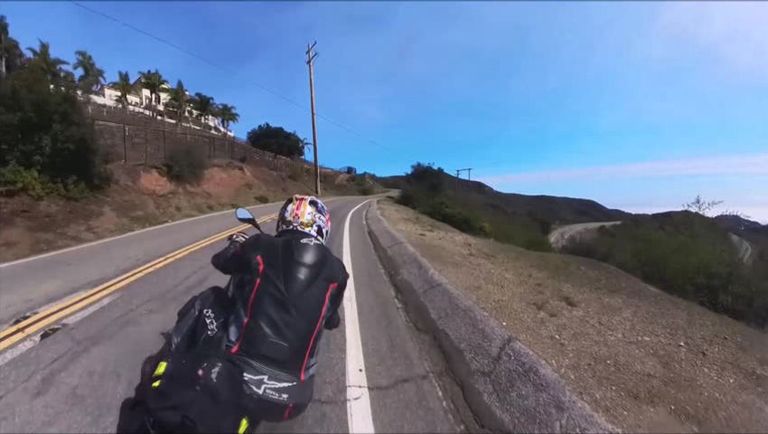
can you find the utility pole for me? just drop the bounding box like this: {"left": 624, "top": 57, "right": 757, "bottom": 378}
{"left": 456, "top": 168, "right": 473, "bottom": 181}
{"left": 306, "top": 41, "right": 320, "bottom": 195}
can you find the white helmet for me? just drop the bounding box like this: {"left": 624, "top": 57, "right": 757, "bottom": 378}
{"left": 276, "top": 195, "right": 331, "bottom": 244}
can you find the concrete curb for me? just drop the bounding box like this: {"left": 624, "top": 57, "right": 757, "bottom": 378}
{"left": 366, "top": 201, "right": 616, "bottom": 433}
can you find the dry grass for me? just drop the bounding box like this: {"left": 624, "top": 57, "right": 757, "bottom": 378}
{"left": 379, "top": 199, "right": 768, "bottom": 433}
{"left": 0, "top": 162, "right": 364, "bottom": 262}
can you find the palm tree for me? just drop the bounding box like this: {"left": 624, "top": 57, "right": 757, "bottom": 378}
{"left": 110, "top": 71, "right": 133, "bottom": 109}
{"left": 73, "top": 50, "right": 105, "bottom": 95}
{"left": 138, "top": 69, "right": 168, "bottom": 118}
{"left": 166, "top": 79, "right": 190, "bottom": 127}
{"left": 191, "top": 92, "right": 215, "bottom": 129}
{"left": 216, "top": 103, "right": 239, "bottom": 132}
{"left": 1, "top": 15, "right": 24, "bottom": 78}
{"left": 215, "top": 103, "right": 239, "bottom": 157}
{"left": 0, "top": 15, "right": 8, "bottom": 78}
{"left": 27, "top": 39, "right": 69, "bottom": 84}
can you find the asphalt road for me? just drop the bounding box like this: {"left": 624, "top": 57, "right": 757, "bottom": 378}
{"left": 0, "top": 196, "right": 460, "bottom": 433}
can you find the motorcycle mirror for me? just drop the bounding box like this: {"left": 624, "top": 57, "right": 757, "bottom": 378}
{"left": 235, "top": 207, "right": 262, "bottom": 232}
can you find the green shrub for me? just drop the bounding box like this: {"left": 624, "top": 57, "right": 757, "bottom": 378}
{"left": 409, "top": 163, "right": 446, "bottom": 194}
{"left": 353, "top": 175, "right": 367, "bottom": 187}
{"left": 164, "top": 145, "right": 208, "bottom": 184}
{"left": 246, "top": 123, "right": 305, "bottom": 158}
{"left": 565, "top": 213, "right": 768, "bottom": 328}
{"left": 423, "top": 199, "right": 483, "bottom": 234}
{"left": 0, "top": 61, "right": 108, "bottom": 193}
{"left": 58, "top": 177, "right": 91, "bottom": 200}
{"left": 397, "top": 163, "right": 551, "bottom": 251}
{"left": 0, "top": 164, "right": 47, "bottom": 199}
{"left": 397, "top": 188, "right": 418, "bottom": 208}
{"left": 0, "top": 163, "right": 93, "bottom": 200}
{"left": 358, "top": 184, "right": 376, "bottom": 196}
{"left": 485, "top": 215, "right": 552, "bottom": 251}
{"left": 254, "top": 194, "right": 269, "bottom": 203}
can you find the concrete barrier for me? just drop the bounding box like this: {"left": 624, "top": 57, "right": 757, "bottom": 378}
{"left": 366, "top": 201, "right": 616, "bottom": 433}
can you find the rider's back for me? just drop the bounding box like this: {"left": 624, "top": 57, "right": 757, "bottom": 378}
{"left": 222, "top": 230, "right": 346, "bottom": 381}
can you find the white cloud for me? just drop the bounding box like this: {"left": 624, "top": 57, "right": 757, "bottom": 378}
{"left": 653, "top": 3, "right": 768, "bottom": 78}
{"left": 478, "top": 153, "right": 768, "bottom": 184}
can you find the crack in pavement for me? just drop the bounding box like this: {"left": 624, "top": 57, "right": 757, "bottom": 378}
{"left": 348, "top": 372, "right": 432, "bottom": 392}
{"left": 0, "top": 342, "right": 76, "bottom": 404}
{"left": 320, "top": 373, "right": 436, "bottom": 406}
{"left": 312, "top": 394, "right": 364, "bottom": 405}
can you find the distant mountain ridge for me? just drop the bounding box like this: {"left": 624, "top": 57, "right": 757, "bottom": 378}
{"left": 379, "top": 166, "right": 630, "bottom": 251}
{"left": 381, "top": 172, "right": 766, "bottom": 231}
{"left": 379, "top": 172, "right": 629, "bottom": 226}
{"left": 714, "top": 214, "right": 765, "bottom": 232}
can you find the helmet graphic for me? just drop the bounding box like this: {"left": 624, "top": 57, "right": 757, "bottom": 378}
{"left": 276, "top": 195, "right": 331, "bottom": 244}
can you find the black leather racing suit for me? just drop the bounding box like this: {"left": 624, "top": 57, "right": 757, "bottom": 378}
{"left": 211, "top": 229, "right": 348, "bottom": 420}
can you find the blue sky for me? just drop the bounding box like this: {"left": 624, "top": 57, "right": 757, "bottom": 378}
{"left": 2, "top": 2, "right": 767, "bottom": 221}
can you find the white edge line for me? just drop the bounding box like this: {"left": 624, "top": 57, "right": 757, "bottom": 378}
{"left": 342, "top": 199, "right": 376, "bottom": 434}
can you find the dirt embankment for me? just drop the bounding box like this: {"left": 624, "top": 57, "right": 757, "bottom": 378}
{"left": 0, "top": 161, "right": 368, "bottom": 263}
{"left": 379, "top": 199, "right": 768, "bottom": 433}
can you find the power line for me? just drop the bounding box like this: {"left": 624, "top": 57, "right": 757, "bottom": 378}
{"left": 69, "top": 0, "right": 393, "bottom": 151}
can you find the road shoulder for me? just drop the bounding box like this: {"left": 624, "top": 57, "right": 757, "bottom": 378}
{"left": 367, "top": 199, "right": 613, "bottom": 433}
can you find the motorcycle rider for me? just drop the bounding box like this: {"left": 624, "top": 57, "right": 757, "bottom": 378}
{"left": 117, "top": 195, "right": 348, "bottom": 433}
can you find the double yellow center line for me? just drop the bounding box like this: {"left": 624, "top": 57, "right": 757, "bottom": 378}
{"left": 0, "top": 215, "right": 274, "bottom": 352}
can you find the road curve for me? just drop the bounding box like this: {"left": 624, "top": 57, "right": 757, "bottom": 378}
{"left": 0, "top": 197, "right": 460, "bottom": 433}
{"left": 728, "top": 233, "right": 754, "bottom": 264}
{"left": 548, "top": 221, "right": 621, "bottom": 250}
{"left": 548, "top": 221, "right": 754, "bottom": 265}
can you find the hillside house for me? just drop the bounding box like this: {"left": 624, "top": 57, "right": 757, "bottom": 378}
{"left": 88, "top": 81, "right": 232, "bottom": 137}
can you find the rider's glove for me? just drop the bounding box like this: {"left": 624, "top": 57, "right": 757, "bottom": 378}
{"left": 228, "top": 231, "right": 248, "bottom": 244}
